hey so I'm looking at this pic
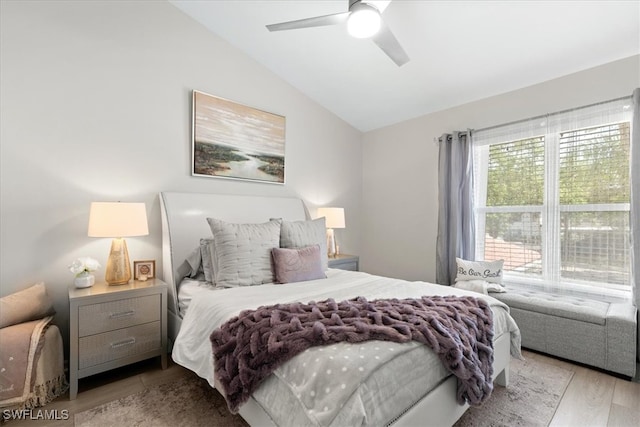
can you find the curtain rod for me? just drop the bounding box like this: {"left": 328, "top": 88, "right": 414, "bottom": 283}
{"left": 438, "top": 131, "right": 469, "bottom": 143}
{"left": 472, "top": 94, "right": 633, "bottom": 134}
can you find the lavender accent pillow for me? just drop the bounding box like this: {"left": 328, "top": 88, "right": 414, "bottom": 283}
{"left": 271, "top": 245, "right": 326, "bottom": 284}
{"left": 280, "top": 218, "right": 328, "bottom": 271}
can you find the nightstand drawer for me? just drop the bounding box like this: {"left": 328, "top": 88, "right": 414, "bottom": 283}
{"left": 78, "top": 321, "right": 161, "bottom": 369}
{"left": 328, "top": 254, "right": 359, "bottom": 271}
{"left": 78, "top": 294, "right": 160, "bottom": 337}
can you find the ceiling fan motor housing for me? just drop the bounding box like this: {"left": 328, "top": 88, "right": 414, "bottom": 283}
{"left": 266, "top": 0, "right": 409, "bottom": 67}
{"left": 348, "top": 0, "right": 382, "bottom": 38}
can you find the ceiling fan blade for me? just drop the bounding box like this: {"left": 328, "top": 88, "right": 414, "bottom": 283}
{"left": 365, "top": 0, "right": 392, "bottom": 13}
{"left": 372, "top": 22, "right": 409, "bottom": 66}
{"left": 266, "top": 12, "right": 350, "bottom": 32}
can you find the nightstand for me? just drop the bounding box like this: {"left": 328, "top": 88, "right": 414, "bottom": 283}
{"left": 68, "top": 279, "right": 168, "bottom": 399}
{"left": 328, "top": 254, "right": 359, "bottom": 271}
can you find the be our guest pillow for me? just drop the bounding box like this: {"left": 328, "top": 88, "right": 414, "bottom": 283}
{"left": 455, "top": 257, "right": 504, "bottom": 284}
{"left": 272, "top": 245, "right": 326, "bottom": 284}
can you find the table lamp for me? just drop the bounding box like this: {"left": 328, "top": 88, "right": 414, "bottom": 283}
{"left": 88, "top": 202, "right": 149, "bottom": 285}
{"left": 317, "top": 207, "right": 345, "bottom": 258}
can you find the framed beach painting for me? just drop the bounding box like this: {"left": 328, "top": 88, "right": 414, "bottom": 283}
{"left": 192, "top": 90, "right": 286, "bottom": 184}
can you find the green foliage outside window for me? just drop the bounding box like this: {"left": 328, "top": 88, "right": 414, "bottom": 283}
{"left": 487, "top": 137, "right": 544, "bottom": 207}
{"left": 481, "top": 122, "right": 630, "bottom": 286}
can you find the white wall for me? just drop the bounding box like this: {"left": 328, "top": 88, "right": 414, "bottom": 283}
{"left": 0, "top": 0, "right": 363, "bottom": 350}
{"left": 3, "top": 0, "right": 637, "bottom": 360}
{"left": 362, "top": 55, "right": 640, "bottom": 282}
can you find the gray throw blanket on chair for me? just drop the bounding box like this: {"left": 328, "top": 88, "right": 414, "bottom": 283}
{"left": 211, "top": 295, "right": 494, "bottom": 413}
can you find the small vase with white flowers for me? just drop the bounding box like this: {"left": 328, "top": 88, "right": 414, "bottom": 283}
{"left": 69, "top": 257, "right": 101, "bottom": 288}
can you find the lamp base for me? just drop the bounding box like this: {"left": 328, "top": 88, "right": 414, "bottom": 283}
{"left": 105, "top": 238, "right": 132, "bottom": 285}
{"left": 327, "top": 228, "right": 336, "bottom": 258}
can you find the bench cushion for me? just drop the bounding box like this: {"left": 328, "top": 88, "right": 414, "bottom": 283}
{"left": 491, "top": 286, "right": 637, "bottom": 377}
{"left": 493, "top": 287, "right": 609, "bottom": 325}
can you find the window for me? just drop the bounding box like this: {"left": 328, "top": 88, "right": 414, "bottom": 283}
{"left": 473, "top": 99, "right": 632, "bottom": 297}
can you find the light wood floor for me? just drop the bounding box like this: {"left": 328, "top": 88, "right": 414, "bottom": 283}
{"left": 5, "top": 350, "right": 640, "bottom": 427}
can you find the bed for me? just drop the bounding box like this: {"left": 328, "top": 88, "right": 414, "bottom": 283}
{"left": 160, "top": 191, "right": 521, "bottom": 427}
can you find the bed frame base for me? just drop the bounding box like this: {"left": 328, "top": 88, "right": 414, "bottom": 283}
{"left": 167, "top": 310, "right": 182, "bottom": 351}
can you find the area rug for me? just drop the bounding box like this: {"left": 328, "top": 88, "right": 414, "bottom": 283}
{"left": 74, "top": 375, "right": 248, "bottom": 427}
{"left": 75, "top": 355, "right": 573, "bottom": 427}
{"left": 454, "top": 355, "right": 574, "bottom": 426}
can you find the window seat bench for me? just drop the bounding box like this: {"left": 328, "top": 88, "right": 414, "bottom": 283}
{"left": 490, "top": 286, "right": 637, "bottom": 378}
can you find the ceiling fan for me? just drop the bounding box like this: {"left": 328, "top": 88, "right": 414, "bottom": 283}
{"left": 266, "top": 0, "right": 409, "bottom": 67}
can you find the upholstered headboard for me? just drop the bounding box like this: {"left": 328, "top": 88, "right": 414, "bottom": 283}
{"left": 159, "top": 191, "right": 309, "bottom": 328}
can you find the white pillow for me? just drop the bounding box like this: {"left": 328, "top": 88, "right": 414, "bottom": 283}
{"left": 455, "top": 258, "right": 504, "bottom": 284}
{"left": 207, "top": 218, "right": 282, "bottom": 287}
{"left": 280, "top": 217, "right": 328, "bottom": 271}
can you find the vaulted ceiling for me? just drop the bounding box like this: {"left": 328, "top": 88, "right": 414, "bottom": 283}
{"left": 170, "top": 1, "right": 640, "bottom": 132}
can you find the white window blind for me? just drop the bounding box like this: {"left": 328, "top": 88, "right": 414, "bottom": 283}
{"left": 473, "top": 98, "right": 632, "bottom": 298}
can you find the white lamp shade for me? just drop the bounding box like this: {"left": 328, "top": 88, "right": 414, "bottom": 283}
{"left": 88, "top": 202, "right": 149, "bottom": 237}
{"left": 317, "top": 207, "right": 346, "bottom": 229}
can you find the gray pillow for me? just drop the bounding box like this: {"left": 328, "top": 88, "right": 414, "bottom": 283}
{"left": 199, "top": 238, "right": 215, "bottom": 283}
{"left": 280, "top": 217, "right": 328, "bottom": 271}
{"left": 455, "top": 258, "right": 504, "bottom": 284}
{"left": 207, "top": 218, "right": 282, "bottom": 287}
{"left": 184, "top": 246, "right": 202, "bottom": 278}
{"left": 272, "top": 245, "right": 325, "bottom": 284}
{"left": 181, "top": 238, "right": 215, "bottom": 282}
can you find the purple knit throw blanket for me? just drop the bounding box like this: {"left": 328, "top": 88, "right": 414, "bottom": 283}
{"left": 211, "top": 295, "right": 494, "bottom": 413}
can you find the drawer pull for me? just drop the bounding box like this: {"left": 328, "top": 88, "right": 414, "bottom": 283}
{"left": 110, "top": 338, "right": 136, "bottom": 349}
{"left": 109, "top": 310, "right": 135, "bottom": 319}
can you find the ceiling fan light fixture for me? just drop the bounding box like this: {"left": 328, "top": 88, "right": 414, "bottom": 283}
{"left": 347, "top": 3, "right": 381, "bottom": 39}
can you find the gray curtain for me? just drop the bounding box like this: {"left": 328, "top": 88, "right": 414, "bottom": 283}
{"left": 631, "top": 88, "right": 640, "bottom": 361}
{"left": 436, "top": 131, "right": 475, "bottom": 285}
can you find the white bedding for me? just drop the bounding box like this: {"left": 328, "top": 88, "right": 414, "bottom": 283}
{"left": 172, "top": 269, "right": 521, "bottom": 426}
{"left": 177, "top": 276, "right": 217, "bottom": 317}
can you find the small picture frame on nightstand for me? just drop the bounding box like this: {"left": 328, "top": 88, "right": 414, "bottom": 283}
{"left": 133, "top": 260, "right": 155, "bottom": 281}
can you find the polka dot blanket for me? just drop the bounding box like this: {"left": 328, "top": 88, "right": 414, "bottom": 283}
{"left": 210, "top": 295, "right": 494, "bottom": 413}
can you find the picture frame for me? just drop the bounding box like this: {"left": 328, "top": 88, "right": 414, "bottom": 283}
{"left": 133, "top": 260, "right": 155, "bottom": 280}
{"left": 192, "top": 90, "right": 286, "bottom": 184}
